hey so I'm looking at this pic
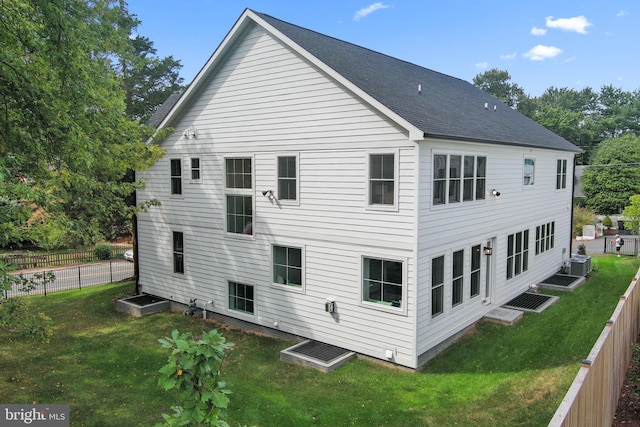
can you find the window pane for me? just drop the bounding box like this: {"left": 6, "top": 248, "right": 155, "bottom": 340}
{"left": 434, "top": 155, "right": 447, "bottom": 179}
{"left": 464, "top": 156, "right": 475, "bottom": 178}
{"left": 449, "top": 156, "right": 461, "bottom": 178}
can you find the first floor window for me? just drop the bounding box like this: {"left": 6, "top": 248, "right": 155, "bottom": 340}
{"left": 452, "top": 250, "right": 464, "bottom": 306}
{"left": 535, "top": 221, "right": 555, "bottom": 255}
{"left": 470, "top": 245, "right": 481, "bottom": 297}
{"left": 173, "top": 231, "right": 184, "bottom": 274}
{"left": 369, "top": 154, "right": 395, "bottom": 206}
{"left": 170, "top": 158, "right": 182, "bottom": 195}
{"left": 432, "top": 255, "right": 444, "bottom": 316}
{"left": 363, "top": 257, "right": 403, "bottom": 307}
{"left": 273, "top": 245, "right": 302, "bottom": 287}
{"left": 228, "top": 281, "right": 254, "bottom": 314}
{"left": 507, "top": 230, "right": 529, "bottom": 279}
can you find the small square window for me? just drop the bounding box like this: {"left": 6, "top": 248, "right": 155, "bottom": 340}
{"left": 363, "top": 257, "right": 403, "bottom": 308}
{"left": 273, "top": 245, "right": 303, "bottom": 287}
{"left": 229, "top": 281, "right": 254, "bottom": 314}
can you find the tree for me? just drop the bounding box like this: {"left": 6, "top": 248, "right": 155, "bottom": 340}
{"left": 581, "top": 134, "right": 640, "bottom": 214}
{"left": 472, "top": 68, "right": 526, "bottom": 108}
{"left": 0, "top": 0, "right": 164, "bottom": 247}
{"left": 622, "top": 195, "right": 640, "bottom": 235}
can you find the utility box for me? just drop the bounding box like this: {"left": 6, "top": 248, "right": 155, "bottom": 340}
{"left": 569, "top": 255, "right": 592, "bottom": 276}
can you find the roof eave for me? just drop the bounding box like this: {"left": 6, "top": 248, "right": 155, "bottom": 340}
{"left": 425, "top": 133, "right": 584, "bottom": 153}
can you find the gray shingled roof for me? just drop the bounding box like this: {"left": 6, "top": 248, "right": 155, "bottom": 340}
{"left": 255, "top": 11, "right": 581, "bottom": 153}
{"left": 147, "top": 92, "right": 182, "bottom": 127}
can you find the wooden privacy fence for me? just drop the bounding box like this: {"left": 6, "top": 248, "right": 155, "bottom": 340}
{"left": 549, "top": 267, "right": 640, "bottom": 426}
{"left": 0, "top": 245, "right": 131, "bottom": 270}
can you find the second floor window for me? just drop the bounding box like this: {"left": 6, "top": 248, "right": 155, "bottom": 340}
{"left": 191, "top": 157, "right": 201, "bottom": 181}
{"left": 524, "top": 158, "right": 535, "bottom": 186}
{"left": 434, "top": 154, "right": 486, "bottom": 205}
{"left": 170, "top": 159, "right": 182, "bottom": 195}
{"left": 278, "top": 156, "right": 297, "bottom": 201}
{"left": 556, "top": 159, "right": 567, "bottom": 189}
{"left": 369, "top": 154, "right": 395, "bottom": 206}
{"left": 225, "top": 158, "right": 253, "bottom": 235}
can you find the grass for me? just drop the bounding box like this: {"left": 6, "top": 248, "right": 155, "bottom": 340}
{"left": 0, "top": 254, "right": 638, "bottom": 426}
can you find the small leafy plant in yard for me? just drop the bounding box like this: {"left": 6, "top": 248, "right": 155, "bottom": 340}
{"left": 93, "top": 245, "right": 112, "bottom": 260}
{"left": 157, "top": 329, "right": 234, "bottom": 427}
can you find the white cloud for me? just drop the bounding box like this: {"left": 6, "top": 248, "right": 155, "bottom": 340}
{"left": 531, "top": 27, "right": 547, "bottom": 36}
{"left": 616, "top": 10, "right": 629, "bottom": 17}
{"left": 353, "top": 2, "right": 390, "bottom": 21}
{"left": 475, "top": 62, "right": 489, "bottom": 70}
{"left": 523, "top": 45, "right": 562, "bottom": 61}
{"left": 545, "top": 16, "right": 592, "bottom": 34}
{"left": 500, "top": 53, "right": 517, "bottom": 60}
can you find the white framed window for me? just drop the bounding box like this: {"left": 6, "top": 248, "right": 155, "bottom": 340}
{"left": 470, "top": 245, "right": 481, "bottom": 298}
{"left": 277, "top": 155, "right": 298, "bottom": 202}
{"left": 535, "top": 221, "right": 555, "bottom": 255}
{"left": 368, "top": 152, "right": 398, "bottom": 208}
{"left": 432, "top": 255, "right": 444, "bottom": 317}
{"left": 191, "top": 157, "right": 201, "bottom": 182}
{"left": 228, "top": 281, "right": 254, "bottom": 315}
{"left": 225, "top": 157, "right": 253, "bottom": 236}
{"left": 172, "top": 231, "right": 184, "bottom": 274}
{"left": 362, "top": 256, "right": 403, "bottom": 308}
{"left": 272, "top": 245, "right": 303, "bottom": 289}
{"left": 434, "top": 154, "right": 486, "bottom": 205}
{"left": 170, "top": 158, "right": 182, "bottom": 195}
{"left": 524, "top": 157, "right": 535, "bottom": 186}
{"left": 507, "top": 229, "right": 529, "bottom": 279}
{"left": 556, "top": 159, "right": 567, "bottom": 189}
{"left": 452, "top": 249, "right": 464, "bottom": 307}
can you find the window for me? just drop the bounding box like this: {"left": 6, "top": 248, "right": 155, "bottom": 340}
{"left": 191, "top": 157, "right": 201, "bottom": 181}
{"left": 170, "top": 159, "right": 182, "bottom": 195}
{"left": 507, "top": 230, "right": 529, "bottom": 279}
{"left": 173, "top": 231, "right": 184, "bottom": 274}
{"left": 524, "top": 158, "right": 535, "bottom": 186}
{"left": 228, "top": 281, "right": 254, "bottom": 315}
{"left": 535, "top": 221, "right": 555, "bottom": 255}
{"left": 225, "top": 158, "right": 253, "bottom": 235}
{"left": 470, "top": 245, "right": 481, "bottom": 298}
{"left": 434, "top": 154, "right": 486, "bottom": 205}
{"left": 452, "top": 250, "right": 464, "bottom": 306}
{"left": 363, "top": 257, "right": 403, "bottom": 307}
{"left": 273, "top": 245, "right": 302, "bottom": 287}
{"left": 432, "top": 255, "right": 444, "bottom": 316}
{"left": 369, "top": 154, "right": 395, "bottom": 206}
{"left": 556, "top": 159, "right": 567, "bottom": 189}
{"left": 277, "top": 156, "right": 297, "bottom": 201}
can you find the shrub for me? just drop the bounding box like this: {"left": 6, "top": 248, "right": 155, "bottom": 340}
{"left": 94, "top": 245, "right": 112, "bottom": 260}
{"left": 572, "top": 205, "right": 596, "bottom": 237}
{"left": 602, "top": 215, "right": 613, "bottom": 228}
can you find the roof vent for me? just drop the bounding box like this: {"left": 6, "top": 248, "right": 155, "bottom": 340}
{"left": 484, "top": 102, "right": 488, "bottom": 109}
{"left": 418, "top": 84, "right": 422, "bottom": 95}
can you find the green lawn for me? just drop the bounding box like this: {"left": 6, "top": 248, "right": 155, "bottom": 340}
{"left": 1, "top": 255, "right": 638, "bottom": 426}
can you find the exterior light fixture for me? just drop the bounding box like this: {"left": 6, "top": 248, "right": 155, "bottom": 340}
{"left": 483, "top": 247, "right": 493, "bottom": 256}
{"left": 262, "top": 190, "right": 275, "bottom": 201}
{"left": 491, "top": 189, "right": 500, "bottom": 197}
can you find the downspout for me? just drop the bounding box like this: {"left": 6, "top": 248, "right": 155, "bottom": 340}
{"left": 133, "top": 169, "right": 140, "bottom": 295}
{"left": 569, "top": 156, "right": 577, "bottom": 257}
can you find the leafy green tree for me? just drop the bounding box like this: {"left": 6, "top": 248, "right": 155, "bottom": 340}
{"left": 622, "top": 195, "right": 640, "bottom": 234}
{"left": 0, "top": 0, "right": 164, "bottom": 247}
{"left": 596, "top": 85, "right": 640, "bottom": 139}
{"left": 572, "top": 205, "right": 596, "bottom": 238}
{"left": 581, "top": 134, "right": 640, "bottom": 214}
{"left": 157, "top": 330, "right": 235, "bottom": 427}
{"left": 472, "top": 68, "right": 526, "bottom": 108}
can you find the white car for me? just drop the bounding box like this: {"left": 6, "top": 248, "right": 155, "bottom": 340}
{"left": 124, "top": 249, "right": 134, "bottom": 262}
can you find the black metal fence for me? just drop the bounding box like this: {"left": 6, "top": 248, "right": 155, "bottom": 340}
{"left": 0, "top": 245, "right": 132, "bottom": 270}
{"left": 3, "top": 260, "right": 134, "bottom": 298}
{"left": 602, "top": 236, "right": 639, "bottom": 256}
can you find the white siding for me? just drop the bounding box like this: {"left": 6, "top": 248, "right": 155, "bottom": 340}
{"left": 138, "top": 24, "right": 419, "bottom": 367}
{"left": 415, "top": 139, "right": 575, "bottom": 360}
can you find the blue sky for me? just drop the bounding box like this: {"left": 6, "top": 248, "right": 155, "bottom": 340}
{"left": 126, "top": 1, "right": 639, "bottom": 97}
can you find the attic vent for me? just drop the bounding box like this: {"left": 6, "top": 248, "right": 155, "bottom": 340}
{"left": 418, "top": 84, "right": 422, "bottom": 95}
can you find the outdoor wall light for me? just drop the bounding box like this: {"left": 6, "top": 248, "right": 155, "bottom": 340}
{"left": 182, "top": 127, "right": 197, "bottom": 139}
{"left": 483, "top": 247, "right": 493, "bottom": 256}
{"left": 262, "top": 190, "right": 275, "bottom": 201}
{"left": 491, "top": 189, "right": 501, "bottom": 197}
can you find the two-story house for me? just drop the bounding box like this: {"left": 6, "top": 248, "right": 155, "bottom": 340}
{"left": 136, "top": 9, "right": 581, "bottom": 369}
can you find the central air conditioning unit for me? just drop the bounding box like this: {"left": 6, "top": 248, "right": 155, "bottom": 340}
{"left": 569, "top": 255, "right": 592, "bottom": 277}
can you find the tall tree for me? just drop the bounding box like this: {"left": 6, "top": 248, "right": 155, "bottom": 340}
{"left": 472, "top": 68, "right": 526, "bottom": 108}
{"left": 581, "top": 133, "right": 640, "bottom": 214}
{"left": 0, "top": 0, "right": 164, "bottom": 247}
